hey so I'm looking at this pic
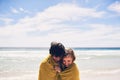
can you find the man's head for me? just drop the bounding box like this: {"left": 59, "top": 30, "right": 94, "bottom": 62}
{"left": 49, "top": 41, "right": 65, "bottom": 62}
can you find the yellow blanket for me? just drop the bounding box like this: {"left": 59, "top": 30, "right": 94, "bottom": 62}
{"left": 38, "top": 55, "right": 80, "bottom": 80}
{"left": 58, "top": 63, "right": 80, "bottom": 80}
{"left": 38, "top": 55, "right": 58, "bottom": 80}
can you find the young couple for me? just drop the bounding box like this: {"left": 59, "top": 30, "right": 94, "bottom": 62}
{"left": 38, "top": 41, "right": 80, "bottom": 80}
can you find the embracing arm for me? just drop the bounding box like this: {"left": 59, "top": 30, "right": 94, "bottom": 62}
{"left": 59, "top": 63, "right": 80, "bottom": 80}
{"left": 38, "top": 63, "right": 43, "bottom": 80}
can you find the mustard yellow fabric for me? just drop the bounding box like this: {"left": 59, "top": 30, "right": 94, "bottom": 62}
{"left": 58, "top": 63, "right": 80, "bottom": 80}
{"left": 38, "top": 55, "right": 59, "bottom": 80}
{"left": 38, "top": 55, "right": 80, "bottom": 80}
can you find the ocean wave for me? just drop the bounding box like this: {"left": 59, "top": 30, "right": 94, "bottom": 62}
{"left": 79, "top": 57, "right": 92, "bottom": 60}
{"left": 0, "top": 73, "right": 37, "bottom": 80}
{"left": 81, "top": 68, "right": 120, "bottom": 75}
{"left": 0, "top": 51, "right": 48, "bottom": 58}
{"left": 75, "top": 50, "right": 120, "bottom": 56}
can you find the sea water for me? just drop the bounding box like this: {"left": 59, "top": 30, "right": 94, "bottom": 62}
{"left": 0, "top": 48, "right": 120, "bottom": 80}
{"left": 75, "top": 49, "right": 120, "bottom": 80}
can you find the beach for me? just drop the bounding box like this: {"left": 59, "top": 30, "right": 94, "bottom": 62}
{"left": 0, "top": 48, "right": 120, "bottom": 80}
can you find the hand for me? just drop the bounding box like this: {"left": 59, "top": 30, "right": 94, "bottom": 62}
{"left": 54, "top": 66, "right": 61, "bottom": 73}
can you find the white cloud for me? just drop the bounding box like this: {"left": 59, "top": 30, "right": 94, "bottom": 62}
{"left": 0, "top": 18, "right": 13, "bottom": 24}
{"left": 16, "top": 3, "right": 105, "bottom": 31}
{"left": 11, "top": 7, "right": 19, "bottom": 13}
{"left": 19, "top": 8, "right": 24, "bottom": 12}
{"left": 19, "top": 8, "right": 30, "bottom": 13}
{"left": 11, "top": 7, "right": 29, "bottom": 14}
{"left": 0, "top": 3, "right": 119, "bottom": 47}
{"left": 108, "top": 1, "right": 120, "bottom": 13}
{"left": 42, "top": 3, "right": 104, "bottom": 21}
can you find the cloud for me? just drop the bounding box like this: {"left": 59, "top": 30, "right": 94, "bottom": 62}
{"left": 0, "top": 3, "right": 119, "bottom": 47}
{"left": 108, "top": 1, "right": 120, "bottom": 14}
{"left": 19, "top": 8, "right": 30, "bottom": 13}
{"left": 41, "top": 3, "right": 105, "bottom": 21}
{"left": 11, "top": 7, "right": 19, "bottom": 13}
{"left": 0, "top": 18, "right": 13, "bottom": 24}
{"left": 11, "top": 7, "right": 30, "bottom": 14}
{"left": 17, "top": 3, "right": 105, "bottom": 31}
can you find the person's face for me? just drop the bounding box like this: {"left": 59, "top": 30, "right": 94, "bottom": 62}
{"left": 63, "top": 56, "right": 73, "bottom": 67}
{"left": 52, "top": 56, "right": 61, "bottom": 62}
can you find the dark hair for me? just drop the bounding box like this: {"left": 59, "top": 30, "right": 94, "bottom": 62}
{"left": 64, "top": 48, "right": 76, "bottom": 61}
{"left": 49, "top": 41, "right": 65, "bottom": 57}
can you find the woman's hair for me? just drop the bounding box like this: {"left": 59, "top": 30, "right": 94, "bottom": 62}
{"left": 49, "top": 41, "right": 65, "bottom": 57}
{"left": 64, "top": 48, "right": 76, "bottom": 61}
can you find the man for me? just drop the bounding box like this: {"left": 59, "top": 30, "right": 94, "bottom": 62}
{"left": 38, "top": 41, "right": 65, "bottom": 80}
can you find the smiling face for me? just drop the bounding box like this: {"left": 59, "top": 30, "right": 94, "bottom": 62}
{"left": 63, "top": 56, "right": 73, "bottom": 68}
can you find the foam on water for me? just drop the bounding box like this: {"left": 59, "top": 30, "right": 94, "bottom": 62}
{"left": 0, "top": 48, "right": 120, "bottom": 80}
{"left": 0, "top": 50, "right": 48, "bottom": 58}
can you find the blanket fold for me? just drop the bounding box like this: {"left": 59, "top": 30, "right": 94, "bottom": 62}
{"left": 38, "top": 55, "right": 58, "bottom": 80}
{"left": 58, "top": 63, "right": 80, "bottom": 80}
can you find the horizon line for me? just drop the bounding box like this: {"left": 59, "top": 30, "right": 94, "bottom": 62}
{"left": 0, "top": 47, "right": 120, "bottom": 48}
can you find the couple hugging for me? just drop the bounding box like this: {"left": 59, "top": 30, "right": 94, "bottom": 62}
{"left": 38, "top": 41, "right": 80, "bottom": 80}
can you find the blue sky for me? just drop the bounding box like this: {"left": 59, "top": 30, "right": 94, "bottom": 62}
{"left": 0, "top": 0, "right": 120, "bottom": 47}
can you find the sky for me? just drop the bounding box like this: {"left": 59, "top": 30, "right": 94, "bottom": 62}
{"left": 0, "top": 0, "right": 120, "bottom": 47}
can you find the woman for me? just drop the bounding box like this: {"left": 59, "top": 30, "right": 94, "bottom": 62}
{"left": 55, "top": 48, "right": 80, "bottom": 80}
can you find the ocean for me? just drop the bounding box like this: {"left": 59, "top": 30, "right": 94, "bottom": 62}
{"left": 0, "top": 47, "right": 120, "bottom": 80}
